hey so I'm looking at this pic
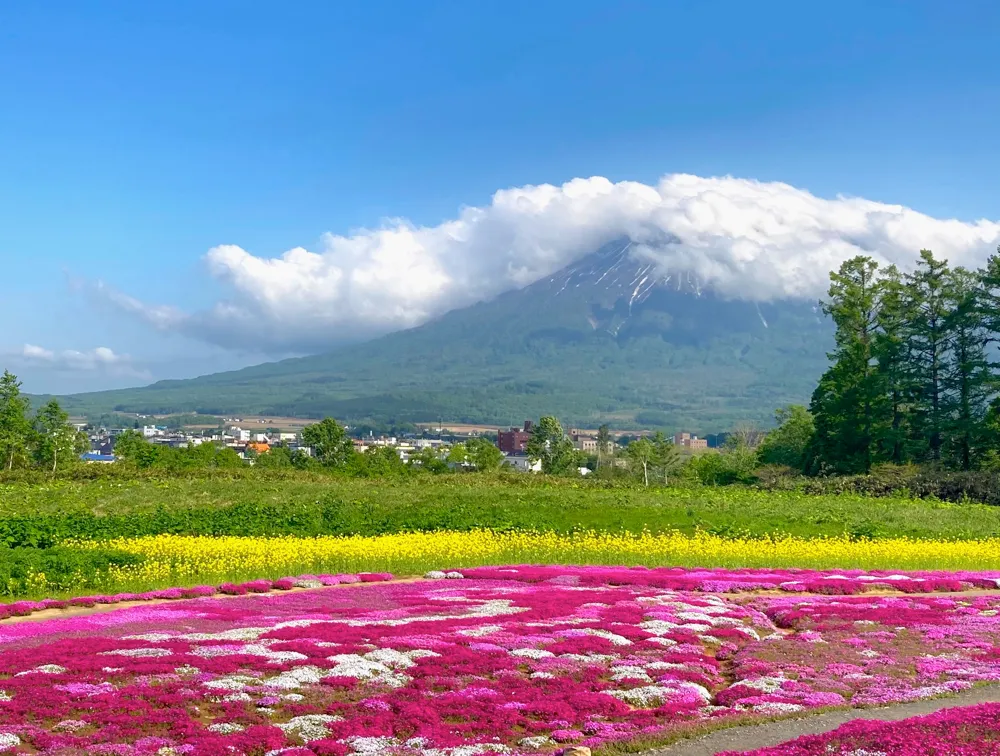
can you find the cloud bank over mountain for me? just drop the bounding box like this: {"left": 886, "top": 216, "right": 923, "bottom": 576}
{"left": 16, "top": 345, "right": 150, "bottom": 380}
{"left": 102, "top": 174, "right": 1000, "bottom": 352}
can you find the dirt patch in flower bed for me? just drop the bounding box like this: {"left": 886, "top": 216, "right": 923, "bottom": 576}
{"left": 0, "top": 566, "right": 999, "bottom": 755}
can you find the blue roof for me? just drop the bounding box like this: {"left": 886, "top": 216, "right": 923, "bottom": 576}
{"left": 81, "top": 453, "right": 116, "bottom": 462}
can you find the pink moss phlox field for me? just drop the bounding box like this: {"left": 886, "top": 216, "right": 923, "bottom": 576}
{"left": 456, "top": 565, "right": 1000, "bottom": 594}
{"left": 725, "top": 702, "right": 1000, "bottom": 754}
{"left": 0, "top": 574, "right": 392, "bottom": 620}
{"left": 0, "top": 567, "right": 998, "bottom": 755}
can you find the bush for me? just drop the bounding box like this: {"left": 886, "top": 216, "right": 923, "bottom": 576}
{"left": 0, "top": 545, "right": 145, "bottom": 597}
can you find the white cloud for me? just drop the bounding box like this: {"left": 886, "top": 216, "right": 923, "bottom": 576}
{"left": 18, "top": 344, "right": 150, "bottom": 379}
{"left": 101, "top": 173, "right": 1000, "bottom": 352}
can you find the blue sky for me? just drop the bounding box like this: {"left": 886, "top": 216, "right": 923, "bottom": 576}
{"left": 3, "top": 0, "right": 1000, "bottom": 393}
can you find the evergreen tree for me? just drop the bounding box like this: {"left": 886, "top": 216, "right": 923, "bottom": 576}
{"left": 808, "top": 257, "right": 886, "bottom": 473}
{"left": 0, "top": 370, "right": 32, "bottom": 471}
{"left": 872, "top": 265, "right": 912, "bottom": 464}
{"left": 903, "top": 251, "right": 952, "bottom": 463}
{"left": 942, "top": 267, "right": 991, "bottom": 469}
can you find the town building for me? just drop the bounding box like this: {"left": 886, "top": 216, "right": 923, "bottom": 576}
{"left": 570, "top": 432, "right": 598, "bottom": 453}
{"left": 497, "top": 421, "right": 533, "bottom": 454}
{"left": 674, "top": 432, "right": 708, "bottom": 450}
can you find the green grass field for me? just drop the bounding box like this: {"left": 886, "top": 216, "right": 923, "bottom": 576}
{"left": 3, "top": 473, "right": 999, "bottom": 543}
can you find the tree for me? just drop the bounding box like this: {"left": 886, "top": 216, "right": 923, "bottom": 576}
{"left": 626, "top": 437, "right": 655, "bottom": 486}
{"left": 33, "top": 399, "right": 77, "bottom": 473}
{"left": 114, "top": 429, "right": 159, "bottom": 467}
{"left": 301, "top": 418, "right": 355, "bottom": 467}
{"left": 650, "top": 431, "right": 681, "bottom": 483}
{"left": 446, "top": 443, "right": 469, "bottom": 467}
{"left": 872, "top": 265, "right": 912, "bottom": 464}
{"left": 411, "top": 446, "right": 448, "bottom": 474}
{"left": 757, "top": 406, "right": 814, "bottom": 470}
{"left": 256, "top": 444, "right": 294, "bottom": 469}
{"left": 465, "top": 437, "right": 504, "bottom": 471}
{"left": 942, "top": 267, "right": 991, "bottom": 469}
{"left": 904, "top": 250, "right": 952, "bottom": 463}
{"left": 0, "top": 370, "right": 32, "bottom": 471}
{"left": 596, "top": 424, "right": 612, "bottom": 469}
{"left": 808, "top": 256, "right": 887, "bottom": 473}
{"left": 525, "top": 416, "right": 575, "bottom": 474}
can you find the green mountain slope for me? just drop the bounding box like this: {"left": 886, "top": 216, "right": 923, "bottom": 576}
{"left": 62, "top": 242, "right": 832, "bottom": 431}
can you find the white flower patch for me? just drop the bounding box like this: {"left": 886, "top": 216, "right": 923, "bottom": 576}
{"left": 638, "top": 620, "right": 679, "bottom": 636}
{"left": 174, "top": 665, "right": 200, "bottom": 675}
{"left": 278, "top": 714, "right": 344, "bottom": 742}
{"left": 510, "top": 648, "right": 555, "bottom": 660}
{"left": 192, "top": 643, "right": 308, "bottom": 664}
{"left": 733, "top": 676, "right": 786, "bottom": 694}
{"left": 264, "top": 666, "right": 324, "bottom": 689}
{"left": 0, "top": 734, "right": 20, "bottom": 752}
{"left": 457, "top": 624, "right": 502, "bottom": 638}
{"left": 16, "top": 664, "right": 67, "bottom": 675}
{"left": 578, "top": 628, "right": 633, "bottom": 646}
{"left": 425, "top": 571, "right": 448, "bottom": 579}
{"left": 294, "top": 579, "right": 325, "bottom": 589}
{"left": 750, "top": 702, "right": 804, "bottom": 715}
{"left": 203, "top": 674, "right": 262, "bottom": 691}
{"left": 424, "top": 746, "right": 511, "bottom": 756}
{"left": 208, "top": 723, "right": 246, "bottom": 734}
{"left": 282, "top": 693, "right": 305, "bottom": 701}
{"left": 445, "top": 572, "right": 465, "bottom": 579}
{"left": 530, "top": 671, "right": 555, "bottom": 679}
{"left": 860, "top": 650, "right": 881, "bottom": 658}
{"left": 646, "top": 637, "right": 678, "bottom": 647}
{"left": 610, "top": 666, "right": 652, "bottom": 682}
{"left": 345, "top": 735, "right": 401, "bottom": 753}
{"left": 0, "top": 691, "right": 10, "bottom": 702}
{"left": 406, "top": 649, "right": 440, "bottom": 660}
{"left": 519, "top": 736, "right": 555, "bottom": 750}
{"left": 607, "top": 685, "right": 673, "bottom": 707}
{"left": 101, "top": 648, "right": 172, "bottom": 658}
{"left": 53, "top": 720, "right": 88, "bottom": 732}
{"left": 326, "top": 654, "right": 411, "bottom": 687}
{"left": 364, "top": 649, "right": 417, "bottom": 669}
{"left": 222, "top": 692, "right": 254, "bottom": 703}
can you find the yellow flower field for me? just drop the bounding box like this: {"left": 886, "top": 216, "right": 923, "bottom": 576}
{"left": 69, "top": 529, "right": 1000, "bottom": 591}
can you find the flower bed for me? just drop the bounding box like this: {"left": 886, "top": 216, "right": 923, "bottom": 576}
{"left": 724, "top": 702, "right": 1000, "bottom": 754}
{"left": 0, "top": 567, "right": 998, "bottom": 755}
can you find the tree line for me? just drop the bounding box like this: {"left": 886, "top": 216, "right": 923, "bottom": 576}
{"left": 0, "top": 371, "right": 87, "bottom": 472}
{"left": 806, "top": 247, "right": 1000, "bottom": 474}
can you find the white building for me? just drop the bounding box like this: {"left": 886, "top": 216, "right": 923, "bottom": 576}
{"left": 504, "top": 454, "right": 542, "bottom": 473}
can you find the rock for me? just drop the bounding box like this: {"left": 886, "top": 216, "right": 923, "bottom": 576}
{"left": 560, "top": 748, "right": 591, "bottom": 756}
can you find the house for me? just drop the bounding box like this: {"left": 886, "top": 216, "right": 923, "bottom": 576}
{"left": 497, "top": 421, "right": 533, "bottom": 454}
{"left": 503, "top": 454, "right": 542, "bottom": 473}
{"left": 246, "top": 442, "right": 271, "bottom": 455}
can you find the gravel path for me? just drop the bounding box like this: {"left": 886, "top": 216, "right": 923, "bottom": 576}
{"left": 644, "top": 684, "right": 1000, "bottom": 755}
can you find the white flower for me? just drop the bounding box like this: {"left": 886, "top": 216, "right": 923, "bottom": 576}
{"left": 294, "top": 579, "right": 325, "bottom": 589}
{"left": 0, "top": 692, "right": 10, "bottom": 703}
{"left": 101, "top": 648, "right": 172, "bottom": 658}
{"left": 519, "top": 736, "right": 555, "bottom": 750}
{"left": 424, "top": 571, "right": 448, "bottom": 580}
{"left": 346, "top": 735, "right": 401, "bottom": 753}
{"left": 278, "top": 714, "right": 344, "bottom": 742}
{"left": 208, "top": 723, "right": 246, "bottom": 734}
{"left": 16, "top": 664, "right": 67, "bottom": 675}
{"left": 511, "top": 648, "right": 555, "bottom": 660}
{"left": 203, "top": 674, "right": 262, "bottom": 691}
{"left": 751, "top": 702, "right": 804, "bottom": 714}
{"left": 445, "top": 572, "right": 465, "bottom": 579}
{"left": 0, "top": 734, "right": 20, "bottom": 752}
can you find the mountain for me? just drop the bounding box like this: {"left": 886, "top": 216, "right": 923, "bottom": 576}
{"left": 62, "top": 240, "right": 833, "bottom": 432}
